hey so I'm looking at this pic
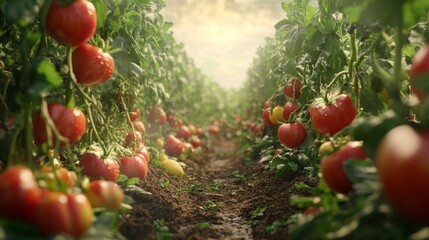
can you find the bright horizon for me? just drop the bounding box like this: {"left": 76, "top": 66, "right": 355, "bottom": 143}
{"left": 161, "top": 0, "right": 286, "bottom": 90}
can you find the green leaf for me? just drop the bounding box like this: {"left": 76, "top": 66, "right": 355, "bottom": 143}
{"left": 343, "top": 159, "right": 380, "bottom": 195}
{"left": 350, "top": 110, "right": 405, "bottom": 158}
{"left": 36, "top": 60, "right": 62, "bottom": 87}
{"left": 92, "top": 0, "right": 109, "bottom": 28}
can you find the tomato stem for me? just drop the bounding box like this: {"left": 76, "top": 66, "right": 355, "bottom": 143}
{"left": 66, "top": 47, "right": 74, "bottom": 106}
{"left": 348, "top": 30, "right": 359, "bottom": 110}
{"left": 84, "top": 98, "right": 108, "bottom": 155}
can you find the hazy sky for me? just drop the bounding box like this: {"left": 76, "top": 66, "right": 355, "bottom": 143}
{"left": 161, "top": 0, "right": 285, "bottom": 89}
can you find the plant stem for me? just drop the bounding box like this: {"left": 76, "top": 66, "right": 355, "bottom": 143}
{"left": 348, "top": 30, "right": 359, "bottom": 109}
{"left": 84, "top": 98, "right": 108, "bottom": 154}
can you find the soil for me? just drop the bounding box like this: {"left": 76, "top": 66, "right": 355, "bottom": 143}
{"left": 118, "top": 136, "right": 318, "bottom": 240}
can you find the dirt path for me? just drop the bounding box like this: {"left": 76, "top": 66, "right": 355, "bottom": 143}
{"left": 119, "top": 137, "right": 316, "bottom": 240}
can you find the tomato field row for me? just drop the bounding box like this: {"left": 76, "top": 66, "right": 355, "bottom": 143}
{"left": 2, "top": 0, "right": 429, "bottom": 239}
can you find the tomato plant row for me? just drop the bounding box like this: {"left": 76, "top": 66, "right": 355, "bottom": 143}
{"left": 235, "top": 0, "right": 429, "bottom": 238}
{"left": 0, "top": 0, "right": 230, "bottom": 238}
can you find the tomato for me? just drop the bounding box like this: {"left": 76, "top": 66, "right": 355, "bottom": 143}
{"left": 35, "top": 191, "right": 93, "bottom": 238}
{"left": 191, "top": 136, "right": 202, "bottom": 148}
{"left": 321, "top": 141, "right": 367, "bottom": 194}
{"left": 149, "top": 106, "right": 167, "bottom": 125}
{"left": 123, "top": 131, "right": 143, "bottom": 148}
{"left": 196, "top": 127, "right": 204, "bottom": 138}
{"left": 132, "top": 121, "right": 146, "bottom": 134}
{"left": 164, "top": 135, "right": 184, "bottom": 157}
{"left": 177, "top": 125, "right": 191, "bottom": 139}
{"left": 208, "top": 125, "right": 220, "bottom": 135}
{"left": 80, "top": 153, "right": 120, "bottom": 181}
{"left": 309, "top": 94, "right": 357, "bottom": 136}
{"left": 375, "top": 125, "right": 429, "bottom": 222}
{"left": 40, "top": 166, "right": 77, "bottom": 189}
{"left": 120, "top": 156, "right": 148, "bottom": 179}
{"left": 45, "top": 0, "right": 97, "bottom": 46}
{"left": 269, "top": 106, "right": 284, "bottom": 125}
{"left": 0, "top": 166, "right": 42, "bottom": 221}
{"left": 409, "top": 44, "right": 429, "bottom": 101}
{"left": 72, "top": 43, "right": 115, "bottom": 87}
{"left": 283, "top": 79, "right": 302, "bottom": 99}
{"left": 135, "top": 147, "right": 150, "bottom": 163}
{"left": 85, "top": 180, "right": 124, "bottom": 210}
{"left": 303, "top": 206, "right": 319, "bottom": 216}
{"left": 33, "top": 103, "right": 86, "bottom": 145}
{"left": 263, "top": 100, "right": 271, "bottom": 109}
{"left": 129, "top": 109, "right": 140, "bottom": 122}
{"left": 318, "top": 141, "right": 335, "bottom": 156}
{"left": 262, "top": 109, "right": 275, "bottom": 127}
{"left": 155, "top": 138, "right": 164, "bottom": 148}
{"left": 278, "top": 122, "right": 307, "bottom": 149}
{"left": 274, "top": 148, "right": 283, "bottom": 156}
{"left": 282, "top": 102, "right": 299, "bottom": 122}
{"left": 188, "top": 125, "right": 197, "bottom": 134}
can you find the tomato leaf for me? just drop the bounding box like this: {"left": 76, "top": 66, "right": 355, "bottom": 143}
{"left": 343, "top": 159, "right": 380, "bottom": 195}
{"left": 350, "top": 110, "right": 405, "bottom": 158}
{"left": 92, "top": 0, "right": 109, "bottom": 28}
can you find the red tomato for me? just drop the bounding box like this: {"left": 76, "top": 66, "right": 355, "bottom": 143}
{"left": 376, "top": 125, "right": 429, "bottom": 222}
{"left": 277, "top": 122, "right": 307, "bottom": 149}
{"left": 164, "top": 135, "right": 184, "bottom": 157}
{"left": 135, "top": 147, "right": 150, "bottom": 163}
{"left": 191, "top": 136, "right": 202, "bottom": 148}
{"left": 283, "top": 79, "right": 302, "bottom": 99}
{"left": 149, "top": 106, "right": 167, "bottom": 125}
{"left": 35, "top": 191, "right": 93, "bottom": 238}
{"left": 282, "top": 102, "right": 299, "bottom": 121}
{"left": 120, "top": 156, "right": 148, "bottom": 179}
{"left": 0, "top": 166, "right": 42, "bottom": 221}
{"left": 303, "top": 206, "right": 319, "bottom": 216}
{"left": 45, "top": 0, "right": 97, "bottom": 46}
{"left": 80, "top": 153, "right": 120, "bottom": 181}
{"left": 208, "top": 125, "right": 220, "bottom": 135}
{"left": 263, "top": 100, "right": 271, "bottom": 109}
{"left": 410, "top": 44, "right": 429, "bottom": 101}
{"left": 274, "top": 148, "right": 283, "bottom": 156}
{"left": 129, "top": 109, "right": 140, "bottom": 122}
{"left": 309, "top": 94, "right": 357, "bottom": 136}
{"left": 40, "top": 166, "right": 78, "bottom": 188}
{"left": 72, "top": 43, "right": 115, "bottom": 87}
{"left": 33, "top": 103, "right": 86, "bottom": 145}
{"left": 262, "top": 109, "right": 275, "bottom": 127}
{"left": 132, "top": 121, "right": 146, "bottom": 134}
{"left": 177, "top": 125, "right": 191, "bottom": 139}
{"left": 123, "top": 131, "right": 143, "bottom": 148}
{"left": 321, "top": 141, "right": 367, "bottom": 194}
{"left": 196, "top": 127, "right": 204, "bottom": 138}
{"left": 85, "top": 180, "right": 124, "bottom": 210}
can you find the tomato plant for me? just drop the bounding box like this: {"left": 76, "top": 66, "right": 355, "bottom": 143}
{"left": 123, "top": 131, "right": 143, "bottom": 148}
{"left": 72, "top": 43, "right": 115, "bottom": 87}
{"left": 80, "top": 153, "right": 120, "bottom": 181}
{"left": 129, "top": 109, "right": 140, "bottom": 122}
{"left": 45, "top": 0, "right": 97, "bottom": 46}
{"left": 33, "top": 103, "right": 86, "bottom": 146}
